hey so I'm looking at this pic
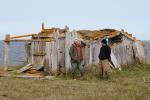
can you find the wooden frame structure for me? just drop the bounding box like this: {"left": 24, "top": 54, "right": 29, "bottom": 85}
{"left": 3, "top": 24, "right": 147, "bottom": 74}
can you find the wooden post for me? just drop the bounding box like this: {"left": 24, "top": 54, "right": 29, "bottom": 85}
{"left": 4, "top": 34, "right": 10, "bottom": 71}
{"left": 65, "top": 28, "right": 71, "bottom": 72}
{"left": 65, "top": 29, "right": 78, "bottom": 72}
{"left": 51, "top": 30, "right": 58, "bottom": 74}
{"left": 89, "top": 42, "right": 93, "bottom": 64}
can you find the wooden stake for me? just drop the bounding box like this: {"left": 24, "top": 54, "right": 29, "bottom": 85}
{"left": 89, "top": 43, "right": 93, "bottom": 64}
{"left": 4, "top": 34, "right": 10, "bottom": 71}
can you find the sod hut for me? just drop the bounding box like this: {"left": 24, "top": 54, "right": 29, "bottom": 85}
{"left": 3, "top": 24, "right": 147, "bottom": 74}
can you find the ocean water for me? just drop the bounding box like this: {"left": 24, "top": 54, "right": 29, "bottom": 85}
{"left": 144, "top": 41, "right": 150, "bottom": 63}
{"left": 0, "top": 41, "right": 26, "bottom": 66}
{"left": 0, "top": 41, "right": 150, "bottom": 66}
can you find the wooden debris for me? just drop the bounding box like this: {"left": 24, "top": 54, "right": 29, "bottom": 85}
{"left": 17, "top": 63, "right": 33, "bottom": 73}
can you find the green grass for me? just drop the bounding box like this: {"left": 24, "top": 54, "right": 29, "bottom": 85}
{"left": 0, "top": 64, "right": 150, "bottom": 100}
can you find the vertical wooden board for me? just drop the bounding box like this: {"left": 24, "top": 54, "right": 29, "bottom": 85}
{"left": 65, "top": 30, "right": 78, "bottom": 71}
{"left": 92, "top": 41, "right": 101, "bottom": 64}
{"left": 123, "top": 37, "right": 135, "bottom": 64}
{"left": 44, "top": 42, "right": 52, "bottom": 73}
{"left": 84, "top": 41, "right": 90, "bottom": 65}
{"left": 25, "top": 43, "right": 32, "bottom": 64}
{"left": 30, "top": 42, "right": 34, "bottom": 64}
{"left": 57, "top": 38, "right": 65, "bottom": 71}
{"left": 51, "top": 32, "right": 58, "bottom": 73}
{"left": 134, "top": 41, "right": 146, "bottom": 63}
{"left": 65, "top": 32, "right": 72, "bottom": 71}
{"left": 111, "top": 51, "right": 121, "bottom": 69}
{"left": 30, "top": 41, "right": 46, "bottom": 70}
{"left": 89, "top": 43, "right": 93, "bottom": 64}
{"left": 112, "top": 41, "right": 126, "bottom": 66}
{"left": 4, "top": 42, "right": 10, "bottom": 70}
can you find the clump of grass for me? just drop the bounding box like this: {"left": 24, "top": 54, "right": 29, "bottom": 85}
{"left": 58, "top": 64, "right": 100, "bottom": 81}
{"left": 59, "top": 64, "right": 150, "bottom": 81}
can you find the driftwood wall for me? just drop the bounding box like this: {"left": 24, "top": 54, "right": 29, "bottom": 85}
{"left": 25, "top": 30, "right": 147, "bottom": 74}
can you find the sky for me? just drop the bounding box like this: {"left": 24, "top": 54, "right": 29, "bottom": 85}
{"left": 0, "top": 0, "right": 150, "bottom": 40}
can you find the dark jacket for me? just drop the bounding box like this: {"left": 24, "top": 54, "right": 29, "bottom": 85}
{"left": 69, "top": 45, "right": 80, "bottom": 63}
{"left": 99, "top": 45, "right": 111, "bottom": 60}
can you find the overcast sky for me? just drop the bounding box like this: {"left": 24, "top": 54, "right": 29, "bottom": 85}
{"left": 0, "top": 0, "right": 150, "bottom": 40}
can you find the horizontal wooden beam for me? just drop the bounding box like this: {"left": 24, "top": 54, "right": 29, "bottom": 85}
{"left": 10, "top": 34, "right": 37, "bottom": 39}
{"left": 4, "top": 34, "right": 11, "bottom": 42}
{"left": 11, "top": 39, "right": 55, "bottom": 42}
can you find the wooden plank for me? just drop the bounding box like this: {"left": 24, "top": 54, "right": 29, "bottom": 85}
{"left": 10, "top": 34, "right": 36, "bottom": 39}
{"left": 65, "top": 30, "right": 78, "bottom": 71}
{"left": 11, "top": 39, "right": 54, "bottom": 42}
{"left": 31, "top": 41, "right": 46, "bottom": 70}
{"left": 92, "top": 40, "right": 101, "bottom": 64}
{"left": 17, "top": 63, "right": 33, "bottom": 73}
{"left": 57, "top": 38, "right": 65, "bottom": 73}
{"left": 89, "top": 43, "right": 93, "bottom": 64}
{"left": 4, "top": 39, "right": 10, "bottom": 71}
{"left": 44, "top": 42, "right": 52, "bottom": 73}
{"left": 111, "top": 52, "right": 121, "bottom": 70}
{"left": 51, "top": 30, "right": 59, "bottom": 73}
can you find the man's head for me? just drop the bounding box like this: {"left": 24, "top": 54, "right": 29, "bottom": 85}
{"left": 74, "top": 38, "right": 86, "bottom": 47}
{"left": 101, "top": 39, "right": 107, "bottom": 46}
{"left": 74, "top": 38, "right": 81, "bottom": 46}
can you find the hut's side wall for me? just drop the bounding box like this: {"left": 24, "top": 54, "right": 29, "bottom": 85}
{"left": 25, "top": 31, "right": 147, "bottom": 74}
{"left": 91, "top": 41, "right": 101, "bottom": 64}
{"left": 57, "top": 37, "right": 65, "bottom": 72}
{"left": 111, "top": 36, "right": 136, "bottom": 66}
{"left": 44, "top": 42, "right": 52, "bottom": 73}
{"left": 30, "top": 42, "right": 46, "bottom": 68}
{"left": 134, "top": 41, "right": 147, "bottom": 64}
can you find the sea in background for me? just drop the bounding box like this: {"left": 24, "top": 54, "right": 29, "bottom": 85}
{"left": 0, "top": 41, "right": 150, "bottom": 66}
{"left": 0, "top": 41, "right": 26, "bottom": 66}
{"left": 144, "top": 41, "right": 150, "bottom": 63}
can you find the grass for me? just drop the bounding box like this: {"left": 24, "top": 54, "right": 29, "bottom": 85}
{"left": 0, "top": 64, "right": 150, "bottom": 100}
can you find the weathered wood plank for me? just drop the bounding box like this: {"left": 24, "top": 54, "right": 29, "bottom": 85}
{"left": 17, "top": 63, "right": 32, "bottom": 73}
{"left": 11, "top": 39, "right": 54, "bottom": 42}
{"left": 4, "top": 34, "right": 11, "bottom": 71}
{"left": 4, "top": 41, "right": 10, "bottom": 71}
{"left": 10, "top": 34, "right": 36, "bottom": 39}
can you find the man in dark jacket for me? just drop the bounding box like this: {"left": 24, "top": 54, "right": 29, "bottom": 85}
{"left": 99, "top": 39, "right": 111, "bottom": 79}
{"left": 69, "top": 39, "right": 86, "bottom": 79}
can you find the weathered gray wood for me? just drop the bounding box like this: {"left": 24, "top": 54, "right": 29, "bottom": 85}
{"left": 11, "top": 39, "right": 53, "bottom": 42}
{"left": 134, "top": 41, "right": 146, "bottom": 64}
{"left": 19, "top": 28, "right": 147, "bottom": 74}
{"left": 111, "top": 52, "right": 121, "bottom": 70}
{"left": 17, "top": 63, "right": 32, "bottom": 73}
{"left": 51, "top": 31, "right": 58, "bottom": 73}
{"left": 44, "top": 42, "right": 52, "bottom": 73}
{"left": 84, "top": 43, "right": 90, "bottom": 64}
{"left": 65, "top": 30, "right": 78, "bottom": 71}
{"left": 89, "top": 43, "right": 93, "bottom": 64}
{"left": 4, "top": 41, "right": 10, "bottom": 71}
{"left": 57, "top": 37, "right": 65, "bottom": 72}
{"left": 92, "top": 41, "right": 101, "bottom": 64}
